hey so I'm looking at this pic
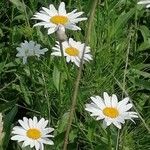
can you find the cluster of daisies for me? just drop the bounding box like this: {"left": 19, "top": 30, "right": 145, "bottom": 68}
{"left": 9, "top": 93, "right": 138, "bottom": 150}
{"left": 8, "top": 1, "right": 150, "bottom": 150}
{"left": 16, "top": 2, "right": 92, "bottom": 66}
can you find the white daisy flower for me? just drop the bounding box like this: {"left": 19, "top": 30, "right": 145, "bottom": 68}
{"left": 137, "top": 0, "right": 150, "bottom": 8}
{"left": 11, "top": 117, "right": 54, "bottom": 150}
{"left": 16, "top": 41, "right": 48, "bottom": 64}
{"left": 85, "top": 92, "right": 138, "bottom": 129}
{"left": 33, "top": 2, "right": 87, "bottom": 34}
{"left": 51, "top": 38, "right": 92, "bottom": 67}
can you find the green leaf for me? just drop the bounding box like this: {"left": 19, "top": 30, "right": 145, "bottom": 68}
{"left": 10, "top": 0, "right": 25, "bottom": 12}
{"left": 132, "top": 69, "right": 150, "bottom": 78}
{"left": 3, "top": 106, "right": 18, "bottom": 149}
{"left": 135, "top": 78, "right": 150, "bottom": 90}
{"left": 57, "top": 112, "right": 69, "bottom": 133}
{"left": 0, "top": 100, "right": 17, "bottom": 112}
{"left": 53, "top": 66, "right": 60, "bottom": 91}
{"left": 139, "top": 25, "right": 150, "bottom": 42}
{"left": 110, "top": 8, "right": 135, "bottom": 38}
{"left": 138, "top": 38, "right": 150, "bottom": 51}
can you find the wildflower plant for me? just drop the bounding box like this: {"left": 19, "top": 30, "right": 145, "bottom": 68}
{"left": 85, "top": 92, "right": 138, "bottom": 129}
{"left": 11, "top": 117, "right": 54, "bottom": 150}
{"left": 51, "top": 38, "right": 92, "bottom": 67}
{"left": 16, "top": 41, "right": 48, "bottom": 64}
{"left": 33, "top": 2, "right": 87, "bottom": 34}
{"left": 2, "top": 0, "right": 150, "bottom": 150}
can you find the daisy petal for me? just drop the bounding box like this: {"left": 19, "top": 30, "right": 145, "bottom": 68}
{"left": 58, "top": 2, "right": 66, "bottom": 15}
{"left": 103, "top": 92, "right": 111, "bottom": 107}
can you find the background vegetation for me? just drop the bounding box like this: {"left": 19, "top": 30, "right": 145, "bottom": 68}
{"left": 0, "top": 0, "right": 150, "bottom": 149}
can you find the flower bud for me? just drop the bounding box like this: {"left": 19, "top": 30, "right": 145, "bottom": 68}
{"left": 56, "top": 25, "right": 68, "bottom": 41}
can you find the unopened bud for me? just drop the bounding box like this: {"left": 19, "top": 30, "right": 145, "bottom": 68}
{"left": 56, "top": 25, "right": 68, "bottom": 41}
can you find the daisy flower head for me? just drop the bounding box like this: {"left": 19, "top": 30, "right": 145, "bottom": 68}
{"left": 11, "top": 117, "right": 54, "bottom": 150}
{"left": 33, "top": 2, "right": 87, "bottom": 34}
{"left": 16, "top": 41, "right": 48, "bottom": 64}
{"left": 85, "top": 92, "right": 138, "bottom": 129}
{"left": 51, "top": 38, "right": 92, "bottom": 67}
{"left": 137, "top": 0, "right": 150, "bottom": 8}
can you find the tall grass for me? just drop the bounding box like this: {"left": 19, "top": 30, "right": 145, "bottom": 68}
{"left": 0, "top": 0, "right": 150, "bottom": 149}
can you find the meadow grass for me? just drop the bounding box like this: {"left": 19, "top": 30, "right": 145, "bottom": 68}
{"left": 0, "top": 0, "right": 150, "bottom": 149}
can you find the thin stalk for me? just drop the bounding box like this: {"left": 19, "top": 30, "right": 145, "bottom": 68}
{"left": 115, "top": 129, "right": 120, "bottom": 150}
{"left": 41, "top": 73, "right": 51, "bottom": 124}
{"left": 63, "top": 0, "right": 99, "bottom": 149}
{"left": 0, "top": 78, "right": 17, "bottom": 92}
{"left": 134, "top": 0, "right": 138, "bottom": 53}
{"left": 68, "top": 0, "right": 72, "bottom": 9}
{"left": 22, "top": 0, "right": 30, "bottom": 27}
{"left": 58, "top": 40, "right": 72, "bottom": 99}
{"left": 59, "top": 41, "right": 71, "bottom": 82}
{"left": 0, "top": 98, "right": 40, "bottom": 114}
{"left": 107, "top": 128, "right": 112, "bottom": 150}
{"left": 121, "top": 31, "right": 131, "bottom": 98}
{"left": 59, "top": 72, "right": 63, "bottom": 106}
{"left": 116, "top": 29, "right": 132, "bottom": 150}
{"left": 113, "top": 75, "right": 150, "bottom": 133}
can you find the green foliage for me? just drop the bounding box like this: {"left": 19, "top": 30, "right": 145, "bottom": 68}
{"left": 0, "top": 0, "right": 150, "bottom": 150}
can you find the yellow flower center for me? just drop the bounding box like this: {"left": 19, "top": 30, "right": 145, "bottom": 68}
{"left": 50, "top": 15, "right": 68, "bottom": 25}
{"left": 65, "top": 47, "right": 79, "bottom": 56}
{"left": 103, "top": 107, "right": 119, "bottom": 118}
{"left": 26, "top": 128, "right": 41, "bottom": 140}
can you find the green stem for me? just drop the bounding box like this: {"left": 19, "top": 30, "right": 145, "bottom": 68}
{"left": 59, "top": 40, "right": 72, "bottom": 99}
{"left": 63, "top": 0, "right": 99, "bottom": 149}
{"left": 115, "top": 129, "right": 120, "bottom": 150}
{"left": 107, "top": 128, "right": 112, "bottom": 150}
{"left": 59, "top": 41, "right": 71, "bottom": 82}
{"left": 41, "top": 73, "right": 51, "bottom": 125}
{"left": 0, "top": 98, "right": 40, "bottom": 114}
{"left": 22, "top": 0, "right": 30, "bottom": 27}
{"left": 68, "top": 0, "right": 72, "bottom": 8}
{"left": 113, "top": 75, "right": 150, "bottom": 133}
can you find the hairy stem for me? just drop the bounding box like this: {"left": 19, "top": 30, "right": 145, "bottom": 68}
{"left": 63, "top": 0, "right": 99, "bottom": 149}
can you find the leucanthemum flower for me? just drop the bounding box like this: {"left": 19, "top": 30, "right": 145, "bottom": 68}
{"left": 11, "top": 117, "right": 54, "bottom": 150}
{"left": 85, "top": 92, "right": 138, "bottom": 129}
{"left": 33, "top": 2, "right": 87, "bottom": 34}
{"left": 51, "top": 38, "right": 92, "bottom": 67}
{"left": 16, "top": 41, "right": 48, "bottom": 64}
{"left": 138, "top": 0, "right": 150, "bottom": 8}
